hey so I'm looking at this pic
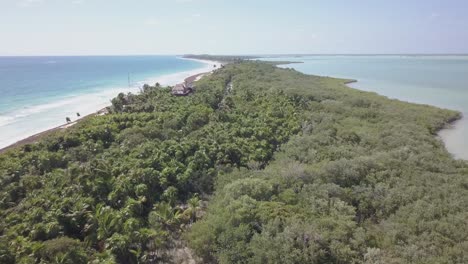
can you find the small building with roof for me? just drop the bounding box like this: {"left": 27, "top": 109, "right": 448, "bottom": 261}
{"left": 172, "top": 82, "right": 194, "bottom": 96}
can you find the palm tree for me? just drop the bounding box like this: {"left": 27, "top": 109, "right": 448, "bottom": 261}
{"left": 183, "top": 196, "right": 202, "bottom": 224}
{"left": 149, "top": 202, "right": 184, "bottom": 231}
{"left": 94, "top": 204, "right": 122, "bottom": 251}
{"left": 162, "top": 186, "right": 178, "bottom": 206}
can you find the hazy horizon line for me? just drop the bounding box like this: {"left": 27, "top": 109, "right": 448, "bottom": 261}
{"left": 1, "top": 53, "right": 468, "bottom": 58}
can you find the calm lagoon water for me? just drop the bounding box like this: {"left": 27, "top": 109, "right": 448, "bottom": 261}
{"left": 263, "top": 55, "right": 468, "bottom": 160}
{"left": 0, "top": 56, "right": 209, "bottom": 148}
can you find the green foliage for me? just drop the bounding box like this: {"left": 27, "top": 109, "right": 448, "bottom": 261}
{"left": 183, "top": 54, "right": 257, "bottom": 63}
{"left": 0, "top": 61, "right": 467, "bottom": 263}
{"left": 188, "top": 62, "right": 468, "bottom": 263}
{"left": 0, "top": 62, "right": 299, "bottom": 262}
{"left": 37, "top": 237, "right": 88, "bottom": 264}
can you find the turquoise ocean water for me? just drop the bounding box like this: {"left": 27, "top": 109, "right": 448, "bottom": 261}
{"left": 0, "top": 56, "right": 209, "bottom": 148}
{"left": 263, "top": 55, "right": 468, "bottom": 160}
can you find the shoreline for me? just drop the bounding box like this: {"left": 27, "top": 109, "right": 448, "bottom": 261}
{"left": 11, "top": 59, "right": 463, "bottom": 160}
{"left": 437, "top": 112, "right": 467, "bottom": 160}
{"left": 344, "top": 80, "right": 465, "bottom": 159}
{"left": 0, "top": 58, "right": 220, "bottom": 154}
{"left": 271, "top": 58, "right": 467, "bottom": 160}
{"left": 0, "top": 110, "right": 99, "bottom": 154}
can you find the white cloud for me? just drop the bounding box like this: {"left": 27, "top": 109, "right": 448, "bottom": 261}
{"left": 430, "top": 13, "right": 441, "bottom": 20}
{"left": 144, "top": 18, "right": 160, "bottom": 26}
{"left": 18, "top": 0, "right": 84, "bottom": 7}
{"left": 18, "top": 0, "right": 44, "bottom": 7}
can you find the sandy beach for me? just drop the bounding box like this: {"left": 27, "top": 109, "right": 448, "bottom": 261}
{"left": 0, "top": 58, "right": 220, "bottom": 154}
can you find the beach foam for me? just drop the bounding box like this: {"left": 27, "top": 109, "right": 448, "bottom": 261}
{"left": 0, "top": 58, "right": 219, "bottom": 149}
{"left": 140, "top": 58, "right": 219, "bottom": 87}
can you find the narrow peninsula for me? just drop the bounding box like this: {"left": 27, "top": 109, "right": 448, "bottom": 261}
{"left": 0, "top": 57, "right": 466, "bottom": 264}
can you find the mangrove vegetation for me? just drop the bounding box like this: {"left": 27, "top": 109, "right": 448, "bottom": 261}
{"left": 0, "top": 61, "right": 467, "bottom": 263}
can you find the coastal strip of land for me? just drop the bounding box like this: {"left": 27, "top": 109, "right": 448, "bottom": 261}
{"left": 0, "top": 70, "right": 213, "bottom": 154}
{"left": 1, "top": 59, "right": 466, "bottom": 263}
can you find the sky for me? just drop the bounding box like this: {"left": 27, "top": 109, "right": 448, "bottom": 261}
{"left": 0, "top": 0, "right": 467, "bottom": 55}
